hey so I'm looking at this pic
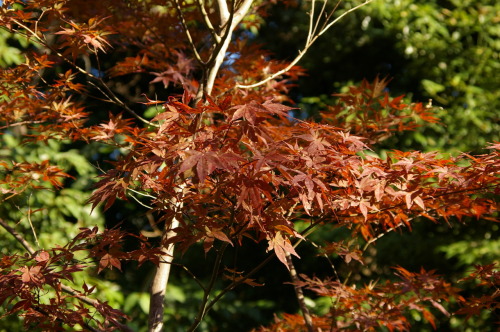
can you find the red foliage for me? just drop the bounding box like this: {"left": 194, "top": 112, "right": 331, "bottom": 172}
{"left": 0, "top": 0, "right": 498, "bottom": 330}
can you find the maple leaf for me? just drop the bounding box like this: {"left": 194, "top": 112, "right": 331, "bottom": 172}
{"left": 20, "top": 266, "right": 44, "bottom": 286}
{"left": 268, "top": 232, "right": 300, "bottom": 268}
{"left": 98, "top": 254, "right": 122, "bottom": 273}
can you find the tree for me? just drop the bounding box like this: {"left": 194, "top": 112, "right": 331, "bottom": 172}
{"left": 257, "top": 0, "right": 500, "bottom": 153}
{"left": 0, "top": 0, "right": 498, "bottom": 331}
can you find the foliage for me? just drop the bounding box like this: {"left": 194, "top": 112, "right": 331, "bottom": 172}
{"left": 259, "top": 0, "right": 500, "bottom": 153}
{"left": 0, "top": 0, "right": 498, "bottom": 331}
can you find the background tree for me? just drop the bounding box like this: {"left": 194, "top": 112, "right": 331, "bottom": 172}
{"left": 0, "top": 0, "right": 498, "bottom": 331}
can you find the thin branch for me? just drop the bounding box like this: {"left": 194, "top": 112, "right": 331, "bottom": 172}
{"left": 174, "top": 0, "right": 206, "bottom": 66}
{"left": 187, "top": 243, "right": 229, "bottom": 332}
{"left": 11, "top": 19, "right": 157, "bottom": 127}
{"left": 286, "top": 252, "right": 314, "bottom": 332}
{"left": 173, "top": 263, "right": 207, "bottom": 291}
{"left": 342, "top": 221, "right": 407, "bottom": 286}
{"left": 318, "top": 0, "right": 342, "bottom": 37}
{"left": 0, "top": 217, "right": 36, "bottom": 254}
{"left": 198, "top": 215, "right": 327, "bottom": 322}
{"left": 0, "top": 218, "right": 134, "bottom": 332}
{"left": 127, "top": 188, "right": 157, "bottom": 200}
{"left": 202, "top": 250, "right": 277, "bottom": 316}
{"left": 27, "top": 193, "right": 40, "bottom": 248}
{"left": 33, "top": 305, "right": 102, "bottom": 332}
{"left": 196, "top": 0, "right": 221, "bottom": 43}
{"left": 318, "top": 0, "right": 371, "bottom": 37}
{"left": 311, "top": 0, "right": 330, "bottom": 40}
{"left": 128, "top": 193, "right": 154, "bottom": 210}
{"left": 236, "top": 0, "right": 372, "bottom": 90}
{"left": 147, "top": 212, "right": 163, "bottom": 236}
{"left": 187, "top": 206, "right": 237, "bottom": 331}
{"left": 0, "top": 120, "right": 44, "bottom": 130}
{"left": 306, "top": 0, "right": 316, "bottom": 44}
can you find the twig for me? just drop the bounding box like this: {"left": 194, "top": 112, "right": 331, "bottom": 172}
{"left": 127, "top": 189, "right": 154, "bottom": 210}
{"left": 196, "top": 0, "right": 221, "bottom": 43}
{"left": 342, "top": 221, "right": 407, "bottom": 286}
{"left": 317, "top": 0, "right": 371, "bottom": 38}
{"left": 0, "top": 121, "right": 44, "bottom": 130}
{"left": 33, "top": 305, "right": 102, "bottom": 332}
{"left": 174, "top": 0, "right": 206, "bottom": 66}
{"left": 187, "top": 243, "right": 229, "bottom": 332}
{"left": 196, "top": 215, "right": 327, "bottom": 324}
{"left": 27, "top": 193, "right": 40, "bottom": 248}
{"left": 11, "top": 19, "right": 158, "bottom": 127}
{"left": 173, "top": 263, "right": 207, "bottom": 291}
{"left": 201, "top": 250, "right": 277, "bottom": 317}
{"left": 0, "top": 217, "right": 36, "bottom": 254}
{"left": 236, "top": 0, "right": 373, "bottom": 90}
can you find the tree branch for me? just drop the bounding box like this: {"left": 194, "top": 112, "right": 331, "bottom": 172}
{"left": 216, "top": 0, "right": 230, "bottom": 24}
{"left": 0, "top": 217, "right": 36, "bottom": 254}
{"left": 0, "top": 218, "right": 134, "bottom": 332}
{"left": 11, "top": 19, "right": 158, "bottom": 128}
{"left": 174, "top": 0, "right": 206, "bottom": 66}
{"left": 236, "top": 0, "right": 373, "bottom": 90}
{"left": 203, "top": 0, "right": 253, "bottom": 97}
{"left": 187, "top": 243, "right": 229, "bottom": 332}
{"left": 196, "top": 0, "right": 221, "bottom": 43}
{"left": 148, "top": 183, "right": 186, "bottom": 332}
{"left": 286, "top": 252, "right": 314, "bottom": 332}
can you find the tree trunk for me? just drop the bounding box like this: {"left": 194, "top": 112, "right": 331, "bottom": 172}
{"left": 147, "top": 218, "right": 179, "bottom": 332}
{"left": 147, "top": 2, "right": 254, "bottom": 330}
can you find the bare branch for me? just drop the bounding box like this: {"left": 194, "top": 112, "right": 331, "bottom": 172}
{"left": 318, "top": 0, "right": 372, "bottom": 37}
{"left": 0, "top": 121, "right": 44, "bottom": 130}
{"left": 216, "top": 0, "right": 231, "bottom": 24}
{"left": 236, "top": 0, "right": 373, "bottom": 90}
{"left": 310, "top": 0, "right": 329, "bottom": 41}
{"left": 26, "top": 193, "right": 40, "bottom": 248}
{"left": 174, "top": 0, "right": 206, "bottom": 66}
{"left": 286, "top": 252, "right": 314, "bottom": 332}
{"left": 196, "top": 0, "right": 221, "bottom": 43}
{"left": 187, "top": 243, "right": 229, "bottom": 332}
{"left": 0, "top": 217, "right": 36, "bottom": 254}
{"left": 11, "top": 19, "right": 158, "bottom": 128}
{"left": 173, "top": 263, "right": 207, "bottom": 291}
{"left": 306, "top": 0, "right": 316, "bottom": 44}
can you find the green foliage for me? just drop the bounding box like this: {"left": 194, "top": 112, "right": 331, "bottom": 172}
{"left": 439, "top": 222, "right": 500, "bottom": 267}
{"left": 366, "top": 0, "right": 500, "bottom": 152}
{"left": 0, "top": 133, "right": 114, "bottom": 329}
{"left": 259, "top": 0, "right": 499, "bottom": 153}
{"left": 0, "top": 29, "right": 28, "bottom": 67}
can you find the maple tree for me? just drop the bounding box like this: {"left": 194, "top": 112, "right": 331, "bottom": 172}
{"left": 0, "top": 0, "right": 499, "bottom": 331}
